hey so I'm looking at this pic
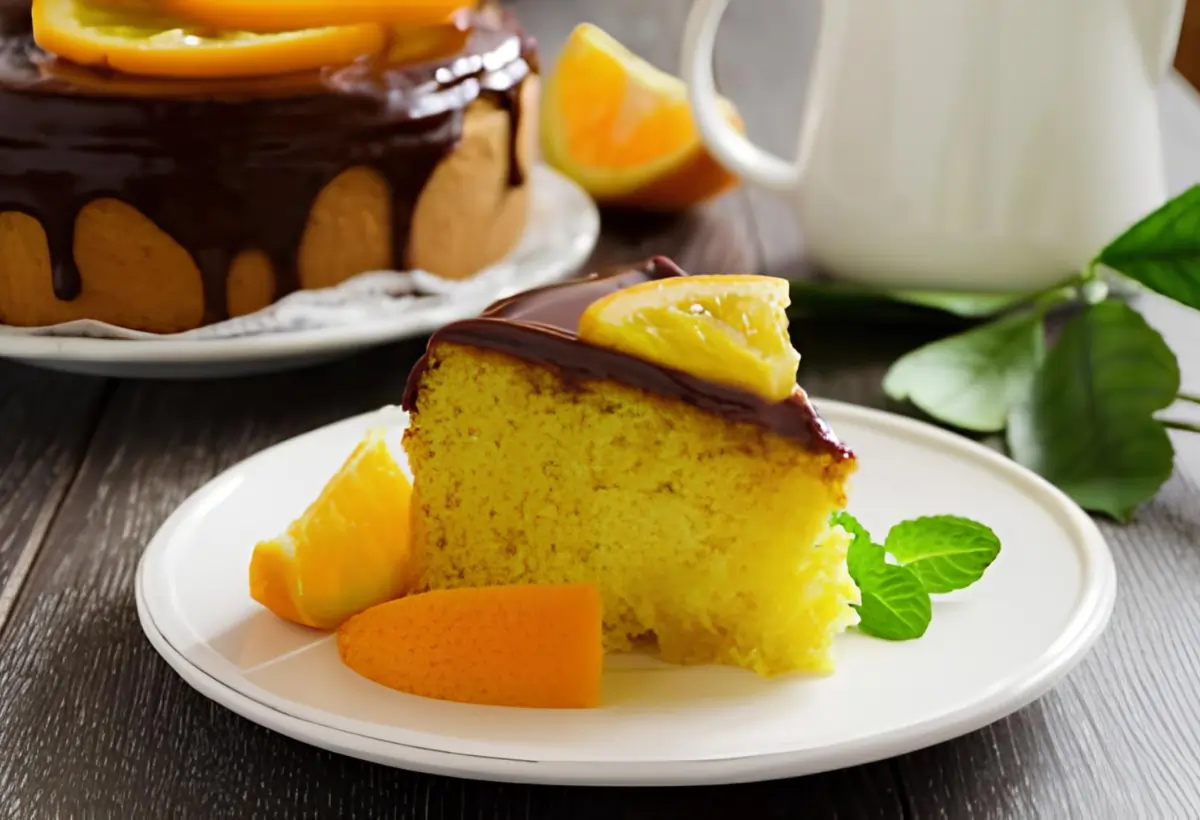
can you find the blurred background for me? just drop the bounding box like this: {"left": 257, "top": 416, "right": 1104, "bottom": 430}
{"left": 1180, "top": 3, "right": 1200, "bottom": 85}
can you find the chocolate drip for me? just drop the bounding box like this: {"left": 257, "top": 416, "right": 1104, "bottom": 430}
{"left": 402, "top": 257, "right": 855, "bottom": 459}
{"left": 43, "top": 206, "right": 80, "bottom": 300}
{"left": 0, "top": 9, "right": 533, "bottom": 323}
{"left": 499, "top": 84, "right": 524, "bottom": 188}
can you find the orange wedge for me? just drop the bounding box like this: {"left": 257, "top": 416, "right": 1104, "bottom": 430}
{"left": 338, "top": 584, "right": 604, "bottom": 708}
{"left": 578, "top": 274, "right": 801, "bottom": 403}
{"left": 33, "top": 0, "right": 386, "bottom": 79}
{"left": 541, "top": 23, "right": 744, "bottom": 211}
{"left": 248, "top": 428, "right": 417, "bottom": 630}
{"left": 148, "top": 0, "right": 472, "bottom": 33}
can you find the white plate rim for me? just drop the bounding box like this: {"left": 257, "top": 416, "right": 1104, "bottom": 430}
{"left": 136, "top": 399, "right": 1118, "bottom": 786}
{"left": 0, "top": 165, "right": 599, "bottom": 365}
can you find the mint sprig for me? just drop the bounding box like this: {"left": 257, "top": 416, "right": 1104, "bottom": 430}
{"left": 874, "top": 185, "right": 1200, "bottom": 522}
{"left": 835, "top": 512, "right": 1001, "bottom": 641}
{"left": 852, "top": 561, "right": 931, "bottom": 641}
{"left": 832, "top": 511, "right": 878, "bottom": 579}
{"left": 884, "top": 516, "right": 1002, "bottom": 594}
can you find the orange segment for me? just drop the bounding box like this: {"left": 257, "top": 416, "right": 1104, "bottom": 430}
{"left": 32, "top": 0, "right": 386, "bottom": 79}
{"left": 541, "top": 23, "right": 743, "bottom": 211}
{"left": 338, "top": 584, "right": 603, "bottom": 708}
{"left": 248, "top": 539, "right": 305, "bottom": 625}
{"left": 152, "top": 0, "right": 472, "bottom": 33}
{"left": 248, "top": 428, "right": 417, "bottom": 630}
{"left": 578, "top": 274, "right": 801, "bottom": 403}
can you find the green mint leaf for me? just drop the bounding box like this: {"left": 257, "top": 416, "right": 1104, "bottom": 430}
{"left": 1007, "top": 301, "right": 1179, "bottom": 522}
{"left": 883, "top": 312, "right": 1045, "bottom": 433}
{"left": 1096, "top": 184, "right": 1200, "bottom": 312}
{"left": 883, "top": 516, "right": 1001, "bottom": 594}
{"left": 834, "top": 511, "right": 932, "bottom": 641}
{"left": 852, "top": 562, "right": 932, "bottom": 641}
{"left": 831, "top": 511, "right": 883, "bottom": 580}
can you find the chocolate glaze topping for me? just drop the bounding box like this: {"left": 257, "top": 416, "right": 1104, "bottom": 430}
{"left": 0, "top": 5, "right": 535, "bottom": 322}
{"left": 402, "top": 256, "right": 854, "bottom": 459}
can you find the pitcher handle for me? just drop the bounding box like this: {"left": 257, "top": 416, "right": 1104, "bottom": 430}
{"left": 681, "top": 0, "right": 803, "bottom": 193}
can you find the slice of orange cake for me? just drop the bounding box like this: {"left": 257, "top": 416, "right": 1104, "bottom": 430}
{"left": 400, "top": 257, "right": 859, "bottom": 676}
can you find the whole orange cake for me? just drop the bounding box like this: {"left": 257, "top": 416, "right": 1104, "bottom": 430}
{"left": 0, "top": 0, "right": 538, "bottom": 332}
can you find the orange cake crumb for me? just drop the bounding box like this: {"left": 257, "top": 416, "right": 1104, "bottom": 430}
{"left": 337, "top": 584, "right": 603, "bottom": 708}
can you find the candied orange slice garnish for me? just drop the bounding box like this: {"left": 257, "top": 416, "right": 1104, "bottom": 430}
{"left": 155, "top": 0, "right": 471, "bottom": 33}
{"left": 248, "top": 428, "right": 417, "bottom": 630}
{"left": 541, "top": 23, "right": 744, "bottom": 211}
{"left": 33, "top": 0, "right": 386, "bottom": 79}
{"left": 578, "top": 274, "right": 801, "bottom": 403}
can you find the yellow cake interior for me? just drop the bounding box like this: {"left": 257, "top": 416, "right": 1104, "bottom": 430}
{"left": 403, "top": 342, "right": 859, "bottom": 677}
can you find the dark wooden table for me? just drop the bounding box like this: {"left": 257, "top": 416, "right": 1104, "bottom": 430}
{"left": 3, "top": 2, "right": 1200, "bottom": 817}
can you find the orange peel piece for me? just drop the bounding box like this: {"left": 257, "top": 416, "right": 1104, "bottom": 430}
{"left": 338, "top": 584, "right": 604, "bottom": 708}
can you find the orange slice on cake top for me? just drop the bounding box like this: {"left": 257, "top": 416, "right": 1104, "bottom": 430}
{"left": 33, "top": 0, "right": 387, "bottom": 79}
{"left": 578, "top": 273, "right": 801, "bottom": 403}
{"left": 151, "top": 0, "right": 472, "bottom": 34}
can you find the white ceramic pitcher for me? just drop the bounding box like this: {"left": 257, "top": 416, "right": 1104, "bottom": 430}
{"left": 681, "top": 0, "right": 1186, "bottom": 291}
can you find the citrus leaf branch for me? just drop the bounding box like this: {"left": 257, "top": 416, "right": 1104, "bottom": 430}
{"left": 1096, "top": 184, "right": 1200, "bottom": 312}
{"left": 883, "top": 312, "right": 1045, "bottom": 433}
{"left": 1007, "top": 301, "right": 1181, "bottom": 522}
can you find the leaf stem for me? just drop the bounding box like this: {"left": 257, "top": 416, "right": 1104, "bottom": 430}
{"left": 1178, "top": 392, "right": 1200, "bottom": 407}
{"left": 1162, "top": 418, "right": 1200, "bottom": 434}
{"left": 1027, "top": 273, "right": 1088, "bottom": 316}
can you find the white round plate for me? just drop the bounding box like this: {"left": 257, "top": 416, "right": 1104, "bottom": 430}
{"left": 0, "top": 166, "right": 599, "bottom": 379}
{"left": 136, "top": 401, "right": 1116, "bottom": 786}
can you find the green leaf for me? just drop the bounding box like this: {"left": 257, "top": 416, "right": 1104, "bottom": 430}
{"left": 1096, "top": 184, "right": 1200, "bottom": 311}
{"left": 830, "top": 511, "right": 872, "bottom": 546}
{"left": 887, "top": 289, "right": 1040, "bottom": 318}
{"left": 883, "top": 312, "right": 1045, "bottom": 433}
{"left": 884, "top": 516, "right": 1001, "bottom": 594}
{"left": 788, "top": 279, "right": 1031, "bottom": 323}
{"left": 1007, "top": 301, "right": 1180, "bottom": 521}
{"left": 834, "top": 511, "right": 932, "bottom": 641}
{"left": 852, "top": 562, "right": 932, "bottom": 641}
{"left": 831, "top": 511, "right": 883, "bottom": 580}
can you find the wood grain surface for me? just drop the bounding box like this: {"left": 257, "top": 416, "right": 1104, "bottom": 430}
{"left": 1, "top": 1, "right": 1199, "bottom": 817}
{"left": 0, "top": 366, "right": 107, "bottom": 632}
